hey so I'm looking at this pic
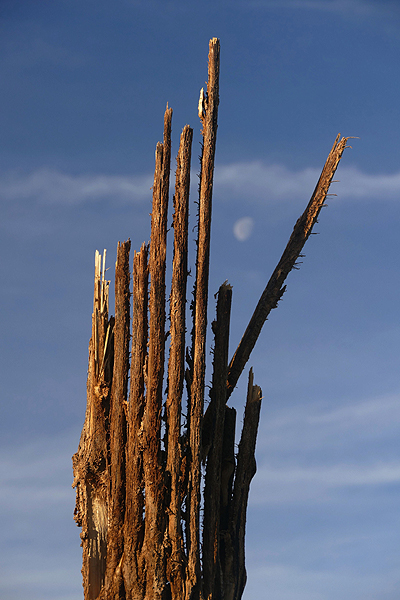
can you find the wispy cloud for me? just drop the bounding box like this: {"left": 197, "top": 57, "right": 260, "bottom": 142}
{"left": 250, "top": 461, "right": 400, "bottom": 505}
{"left": 262, "top": 393, "right": 400, "bottom": 439}
{"left": 215, "top": 162, "right": 320, "bottom": 202}
{"left": 249, "top": 392, "right": 400, "bottom": 504}
{"left": 334, "top": 166, "right": 400, "bottom": 199}
{"left": 257, "top": 461, "right": 400, "bottom": 489}
{"left": 0, "top": 428, "right": 78, "bottom": 513}
{"left": 307, "top": 393, "right": 400, "bottom": 428}
{"left": 0, "top": 169, "right": 153, "bottom": 206}
{"left": 2, "top": 162, "right": 400, "bottom": 208}
{"left": 255, "top": 392, "right": 400, "bottom": 460}
{"left": 0, "top": 429, "right": 82, "bottom": 599}
{"left": 215, "top": 162, "right": 400, "bottom": 204}
{"left": 245, "top": 562, "right": 400, "bottom": 600}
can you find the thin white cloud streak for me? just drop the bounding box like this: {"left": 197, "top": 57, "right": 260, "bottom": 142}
{"left": 0, "top": 168, "right": 153, "bottom": 205}
{"left": 256, "top": 392, "right": 400, "bottom": 458}
{"left": 336, "top": 166, "right": 400, "bottom": 199}
{"left": 0, "top": 562, "right": 81, "bottom": 600}
{"left": 245, "top": 562, "right": 400, "bottom": 600}
{"left": 215, "top": 162, "right": 320, "bottom": 201}
{"left": 257, "top": 461, "right": 400, "bottom": 488}
{"left": 215, "top": 162, "right": 400, "bottom": 203}
{"left": 263, "top": 393, "right": 400, "bottom": 438}
{"left": 0, "top": 430, "right": 81, "bottom": 600}
{"left": 0, "top": 483, "right": 71, "bottom": 511}
{"left": 307, "top": 393, "right": 400, "bottom": 427}
{"left": 0, "top": 428, "right": 78, "bottom": 512}
{"left": 1, "top": 566, "right": 76, "bottom": 587}
{"left": 250, "top": 461, "right": 400, "bottom": 505}
{"left": 1, "top": 162, "right": 400, "bottom": 207}
{"left": 249, "top": 392, "right": 400, "bottom": 504}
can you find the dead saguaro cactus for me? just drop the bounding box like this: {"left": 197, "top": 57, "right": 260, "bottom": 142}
{"left": 72, "top": 37, "right": 349, "bottom": 600}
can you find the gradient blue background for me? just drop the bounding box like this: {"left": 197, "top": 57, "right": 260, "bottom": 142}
{"left": 1, "top": 1, "right": 399, "bottom": 598}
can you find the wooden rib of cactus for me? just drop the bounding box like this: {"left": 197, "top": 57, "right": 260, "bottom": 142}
{"left": 72, "top": 37, "right": 349, "bottom": 600}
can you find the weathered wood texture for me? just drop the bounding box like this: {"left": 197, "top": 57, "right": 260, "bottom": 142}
{"left": 72, "top": 250, "right": 113, "bottom": 600}
{"left": 226, "top": 134, "right": 350, "bottom": 399}
{"left": 223, "top": 369, "right": 262, "bottom": 600}
{"left": 142, "top": 106, "right": 172, "bottom": 600}
{"left": 73, "top": 37, "right": 349, "bottom": 600}
{"left": 105, "top": 240, "right": 131, "bottom": 598}
{"left": 186, "top": 37, "right": 220, "bottom": 600}
{"left": 203, "top": 282, "right": 232, "bottom": 600}
{"left": 123, "top": 243, "right": 148, "bottom": 600}
{"left": 166, "top": 124, "right": 193, "bottom": 599}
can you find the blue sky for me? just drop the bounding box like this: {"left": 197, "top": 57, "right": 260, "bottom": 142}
{"left": 1, "top": 1, "right": 400, "bottom": 599}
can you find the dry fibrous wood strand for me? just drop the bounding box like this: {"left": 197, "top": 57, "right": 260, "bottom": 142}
{"left": 73, "top": 37, "right": 350, "bottom": 600}
{"left": 226, "top": 134, "right": 349, "bottom": 399}
{"left": 103, "top": 240, "right": 131, "bottom": 597}
{"left": 166, "top": 124, "right": 193, "bottom": 598}
{"left": 223, "top": 369, "right": 262, "bottom": 600}
{"left": 203, "top": 282, "right": 232, "bottom": 600}
{"left": 186, "top": 37, "right": 220, "bottom": 600}
{"left": 72, "top": 250, "right": 112, "bottom": 600}
{"left": 123, "top": 243, "right": 149, "bottom": 599}
{"left": 142, "top": 106, "right": 172, "bottom": 600}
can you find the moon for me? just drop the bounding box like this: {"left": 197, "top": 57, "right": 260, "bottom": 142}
{"left": 233, "top": 217, "right": 254, "bottom": 241}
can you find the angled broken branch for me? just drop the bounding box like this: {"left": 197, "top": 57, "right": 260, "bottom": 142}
{"left": 226, "top": 134, "right": 349, "bottom": 399}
